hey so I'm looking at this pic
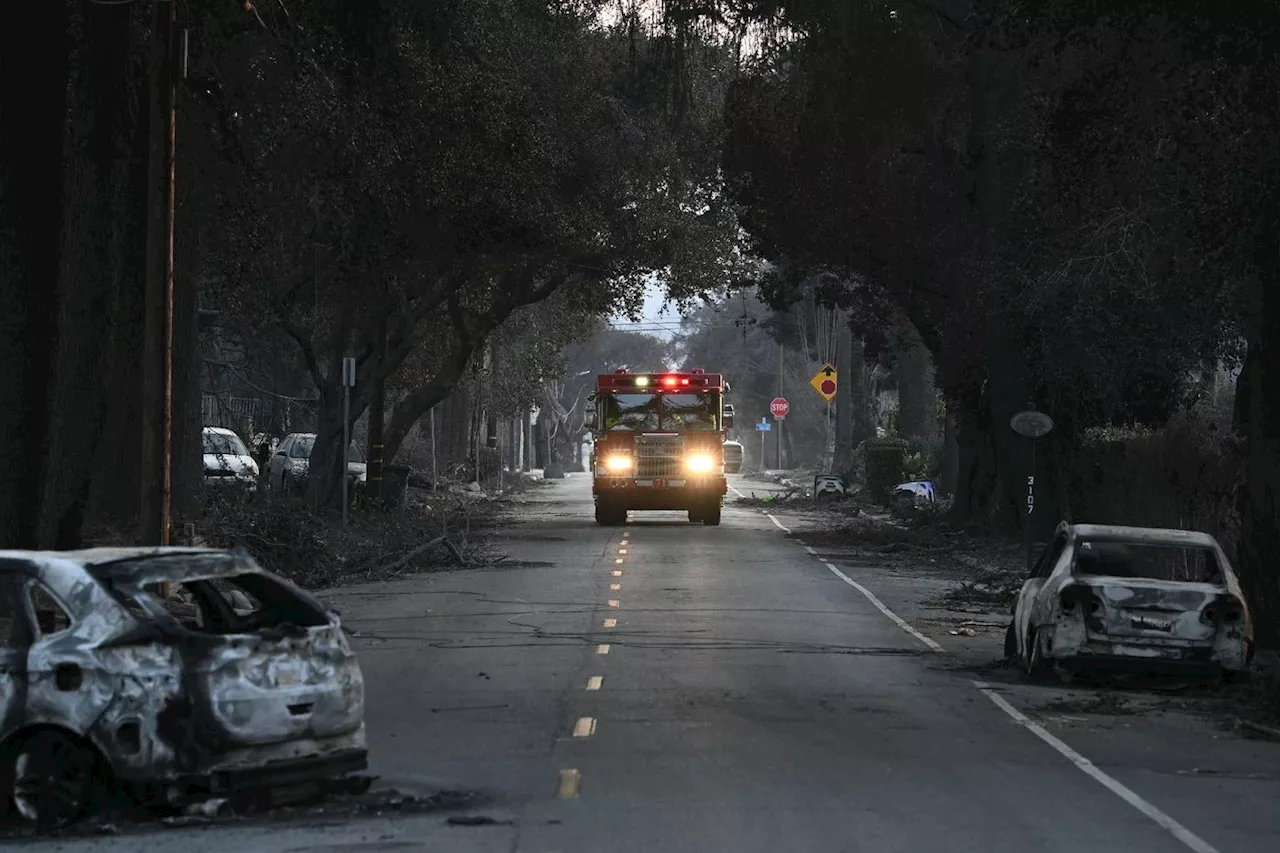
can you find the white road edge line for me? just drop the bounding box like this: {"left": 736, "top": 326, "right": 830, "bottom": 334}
{"left": 765, "top": 512, "right": 790, "bottom": 533}
{"left": 822, "top": 561, "right": 945, "bottom": 653}
{"left": 974, "top": 681, "right": 1222, "bottom": 853}
{"left": 729, "top": 484, "right": 746, "bottom": 497}
{"left": 803, "top": 545, "right": 817, "bottom": 555}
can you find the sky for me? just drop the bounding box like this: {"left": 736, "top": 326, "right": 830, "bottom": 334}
{"left": 608, "top": 280, "right": 682, "bottom": 341}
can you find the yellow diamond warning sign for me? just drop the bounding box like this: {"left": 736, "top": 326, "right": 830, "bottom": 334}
{"left": 809, "top": 363, "right": 837, "bottom": 401}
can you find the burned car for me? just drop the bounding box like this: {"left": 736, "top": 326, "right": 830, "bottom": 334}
{"left": 1006, "top": 522, "right": 1253, "bottom": 680}
{"left": 0, "top": 547, "right": 366, "bottom": 826}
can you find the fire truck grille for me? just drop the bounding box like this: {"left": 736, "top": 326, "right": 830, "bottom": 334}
{"left": 635, "top": 436, "right": 683, "bottom": 479}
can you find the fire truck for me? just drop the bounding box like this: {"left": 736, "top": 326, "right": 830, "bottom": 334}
{"left": 588, "top": 369, "right": 735, "bottom": 526}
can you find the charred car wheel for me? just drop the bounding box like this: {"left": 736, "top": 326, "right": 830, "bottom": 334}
{"left": 10, "top": 730, "right": 101, "bottom": 829}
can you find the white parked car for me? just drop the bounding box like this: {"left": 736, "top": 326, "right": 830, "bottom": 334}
{"left": 1006, "top": 522, "right": 1253, "bottom": 680}
{"left": 267, "top": 433, "right": 367, "bottom": 494}
{"left": 202, "top": 427, "right": 258, "bottom": 489}
{"left": 722, "top": 440, "right": 744, "bottom": 474}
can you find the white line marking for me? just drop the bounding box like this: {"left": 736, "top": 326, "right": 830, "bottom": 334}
{"left": 822, "top": 561, "right": 944, "bottom": 653}
{"left": 803, "top": 545, "right": 817, "bottom": 555}
{"left": 765, "top": 513, "right": 790, "bottom": 533}
{"left": 729, "top": 484, "right": 746, "bottom": 497}
{"left": 974, "top": 681, "right": 1221, "bottom": 853}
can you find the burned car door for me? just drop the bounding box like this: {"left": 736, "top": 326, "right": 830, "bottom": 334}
{"left": 1013, "top": 533, "right": 1067, "bottom": 657}
{"left": 19, "top": 576, "right": 121, "bottom": 740}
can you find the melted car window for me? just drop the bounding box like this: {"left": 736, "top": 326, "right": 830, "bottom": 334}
{"left": 1074, "top": 541, "right": 1222, "bottom": 583}
{"left": 29, "top": 585, "right": 72, "bottom": 636}
{"left": 0, "top": 581, "right": 19, "bottom": 646}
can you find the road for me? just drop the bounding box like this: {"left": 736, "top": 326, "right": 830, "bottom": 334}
{"left": 22, "top": 474, "right": 1280, "bottom": 852}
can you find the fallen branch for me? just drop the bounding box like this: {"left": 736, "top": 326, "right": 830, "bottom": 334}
{"left": 1238, "top": 719, "right": 1280, "bottom": 741}
{"left": 363, "top": 535, "right": 459, "bottom": 576}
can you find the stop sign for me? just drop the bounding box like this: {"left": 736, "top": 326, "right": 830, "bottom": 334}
{"left": 770, "top": 397, "right": 790, "bottom": 419}
{"left": 819, "top": 379, "right": 836, "bottom": 396}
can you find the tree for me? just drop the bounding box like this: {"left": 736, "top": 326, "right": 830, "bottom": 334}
{"left": 185, "top": 1, "right": 743, "bottom": 508}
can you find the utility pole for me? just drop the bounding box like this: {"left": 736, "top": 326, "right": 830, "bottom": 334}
{"left": 367, "top": 316, "right": 387, "bottom": 504}
{"left": 141, "top": 0, "right": 179, "bottom": 548}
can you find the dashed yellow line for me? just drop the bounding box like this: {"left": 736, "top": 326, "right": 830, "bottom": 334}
{"left": 607, "top": 599, "right": 619, "bottom": 607}
{"left": 615, "top": 558, "right": 624, "bottom": 564}
{"left": 602, "top": 618, "right": 617, "bottom": 628}
{"left": 618, "top": 548, "right": 628, "bottom": 555}
{"left": 573, "top": 717, "right": 597, "bottom": 738}
{"left": 556, "top": 769, "right": 581, "bottom": 798}
{"left": 611, "top": 569, "right": 623, "bottom": 577}
{"left": 610, "top": 583, "right": 621, "bottom": 591}
{"left": 586, "top": 675, "right": 603, "bottom": 691}
{"left": 621, "top": 539, "right": 629, "bottom": 546}
{"left": 596, "top": 643, "right": 611, "bottom": 654}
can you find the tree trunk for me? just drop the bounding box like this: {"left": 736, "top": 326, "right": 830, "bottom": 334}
{"left": 38, "top": 2, "right": 146, "bottom": 548}
{"left": 893, "top": 317, "right": 938, "bottom": 444}
{"left": 0, "top": 1, "right": 69, "bottom": 548}
{"left": 1234, "top": 195, "right": 1280, "bottom": 648}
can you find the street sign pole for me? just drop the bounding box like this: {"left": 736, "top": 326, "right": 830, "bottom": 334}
{"left": 342, "top": 357, "right": 357, "bottom": 528}
{"left": 1010, "top": 403, "right": 1055, "bottom": 572}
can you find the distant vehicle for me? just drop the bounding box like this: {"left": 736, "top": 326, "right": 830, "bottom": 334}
{"left": 0, "top": 547, "right": 366, "bottom": 826}
{"left": 266, "top": 433, "right": 367, "bottom": 494}
{"left": 722, "top": 440, "right": 744, "bottom": 474}
{"left": 893, "top": 480, "right": 936, "bottom": 505}
{"left": 588, "top": 369, "right": 733, "bottom": 526}
{"left": 202, "top": 426, "right": 259, "bottom": 489}
{"left": 1006, "top": 522, "right": 1253, "bottom": 681}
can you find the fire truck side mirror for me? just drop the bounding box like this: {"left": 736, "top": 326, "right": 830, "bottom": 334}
{"left": 723, "top": 404, "right": 735, "bottom": 430}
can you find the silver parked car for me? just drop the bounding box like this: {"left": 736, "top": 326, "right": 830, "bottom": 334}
{"left": 266, "top": 433, "right": 367, "bottom": 494}
{"left": 1006, "top": 522, "right": 1253, "bottom": 680}
{"left": 0, "top": 547, "right": 366, "bottom": 826}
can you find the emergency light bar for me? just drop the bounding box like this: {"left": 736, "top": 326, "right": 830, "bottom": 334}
{"left": 597, "top": 371, "right": 724, "bottom": 391}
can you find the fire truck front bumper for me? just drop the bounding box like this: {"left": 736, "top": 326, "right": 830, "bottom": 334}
{"left": 594, "top": 477, "right": 727, "bottom": 507}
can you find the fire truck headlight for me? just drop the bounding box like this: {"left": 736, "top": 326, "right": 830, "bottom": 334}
{"left": 604, "top": 455, "right": 633, "bottom": 473}
{"left": 686, "top": 453, "right": 716, "bottom": 474}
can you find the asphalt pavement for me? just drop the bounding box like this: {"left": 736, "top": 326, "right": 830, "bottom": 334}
{"left": 21, "top": 474, "right": 1280, "bottom": 852}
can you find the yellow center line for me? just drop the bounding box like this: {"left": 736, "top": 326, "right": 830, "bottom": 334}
{"left": 621, "top": 540, "right": 629, "bottom": 545}
{"left": 610, "top": 583, "right": 621, "bottom": 591}
{"left": 586, "top": 675, "right": 603, "bottom": 691}
{"left": 615, "top": 558, "right": 624, "bottom": 564}
{"left": 596, "top": 643, "right": 611, "bottom": 654}
{"left": 608, "top": 599, "right": 620, "bottom": 607}
{"left": 619, "top": 549, "right": 628, "bottom": 554}
{"left": 556, "top": 769, "right": 581, "bottom": 799}
{"left": 611, "top": 569, "right": 623, "bottom": 577}
{"left": 573, "top": 717, "right": 597, "bottom": 737}
{"left": 602, "top": 618, "right": 617, "bottom": 628}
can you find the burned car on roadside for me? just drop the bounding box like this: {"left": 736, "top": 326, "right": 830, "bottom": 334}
{"left": 0, "top": 547, "right": 366, "bottom": 826}
{"left": 1006, "top": 522, "right": 1253, "bottom": 680}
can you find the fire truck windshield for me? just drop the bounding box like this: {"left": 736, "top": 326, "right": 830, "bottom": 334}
{"left": 600, "top": 392, "right": 720, "bottom": 431}
{"left": 601, "top": 394, "right": 660, "bottom": 431}
{"left": 661, "top": 393, "right": 719, "bottom": 430}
